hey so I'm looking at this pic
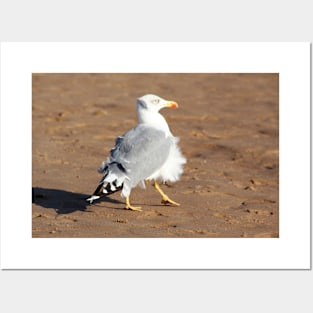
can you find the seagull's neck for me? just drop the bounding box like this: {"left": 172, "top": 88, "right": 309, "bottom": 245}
{"left": 137, "top": 108, "right": 172, "bottom": 136}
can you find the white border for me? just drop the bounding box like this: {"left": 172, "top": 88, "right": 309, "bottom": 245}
{"left": 0, "top": 42, "right": 310, "bottom": 269}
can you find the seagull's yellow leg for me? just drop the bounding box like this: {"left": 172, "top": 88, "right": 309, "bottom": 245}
{"left": 125, "top": 196, "right": 142, "bottom": 211}
{"left": 153, "top": 181, "right": 180, "bottom": 206}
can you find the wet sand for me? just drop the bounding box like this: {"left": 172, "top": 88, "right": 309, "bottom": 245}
{"left": 32, "top": 73, "right": 279, "bottom": 237}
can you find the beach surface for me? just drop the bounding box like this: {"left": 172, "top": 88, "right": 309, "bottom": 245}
{"left": 32, "top": 73, "right": 279, "bottom": 237}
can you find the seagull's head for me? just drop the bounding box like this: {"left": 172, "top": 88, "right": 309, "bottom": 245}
{"left": 136, "top": 94, "right": 178, "bottom": 113}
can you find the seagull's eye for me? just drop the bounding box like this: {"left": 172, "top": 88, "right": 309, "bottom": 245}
{"left": 152, "top": 99, "right": 160, "bottom": 104}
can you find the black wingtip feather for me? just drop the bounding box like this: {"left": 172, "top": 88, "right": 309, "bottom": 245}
{"left": 88, "top": 181, "right": 123, "bottom": 202}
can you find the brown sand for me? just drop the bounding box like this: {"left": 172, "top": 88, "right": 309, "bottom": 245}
{"left": 32, "top": 73, "right": 279, "bottom": 238}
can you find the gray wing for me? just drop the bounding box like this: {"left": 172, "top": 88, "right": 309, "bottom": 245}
{"left": 110, "top": 124, "right": 171, "bottom": 186}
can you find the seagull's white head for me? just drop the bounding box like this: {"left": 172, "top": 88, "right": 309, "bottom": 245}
{"left": 136, "top": 94, "right": 178, "bottom": 113}
{"left": 136, "top": 94, "right": 178, "bottom": 135}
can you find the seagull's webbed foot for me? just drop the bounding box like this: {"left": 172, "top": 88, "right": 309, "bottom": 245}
{"left": 125, "top": 197, "right": 142, "bottom": 211}
{"left": 153, "top": 181, "right": 180, "bottom": 206}
{"left": 161, "top": 196, "right": 180, "bottom": 206}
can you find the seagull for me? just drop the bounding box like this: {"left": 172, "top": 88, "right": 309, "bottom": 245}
{"left": 86, "top": 94, "right": 186, "bottom": 211}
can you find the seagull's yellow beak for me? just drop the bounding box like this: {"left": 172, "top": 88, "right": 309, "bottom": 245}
{"left": 165, "top": 101, "right": 178, "bottom": 109}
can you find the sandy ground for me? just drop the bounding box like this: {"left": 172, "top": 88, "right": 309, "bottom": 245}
{"left": 32, "top": 73, "right": 279, "bottom": 238}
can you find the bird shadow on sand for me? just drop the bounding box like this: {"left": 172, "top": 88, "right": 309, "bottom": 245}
{"left": 32, "top": 187, "right": 124, "bottom": 214}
